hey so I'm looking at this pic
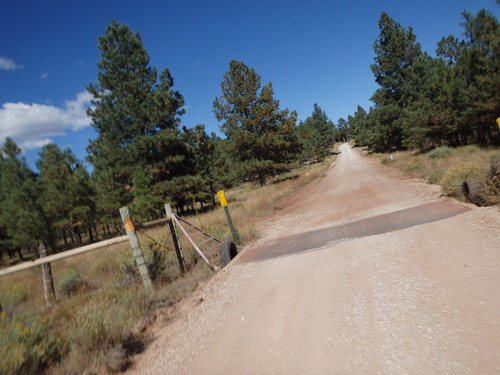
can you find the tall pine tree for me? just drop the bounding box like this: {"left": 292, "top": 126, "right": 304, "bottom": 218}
{"left": 37, "top": 144, "right": 96, "bottom": 248}
{"left": 297, "top": 104, "right": 336, "bottom": 162}
{"left": 213, "top": 60, "right": 300, "bottom": 185}
{"left": 0, "top": 139, "right": 46, "bottom": 257}
{"left": 457, "top": 9, "right": 500, "bottom": 144}
{"left": 370, "top": 12, "right": 422, "bottom": 151}
{"left": 87, "top": 21, "right": 192, "bottom": 220}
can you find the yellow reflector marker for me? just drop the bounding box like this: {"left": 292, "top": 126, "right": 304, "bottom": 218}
{"left": 218, "top": 190, "right": 228, "bottom": 207}
{"left": 124, "top": 217, "right": 135, "bottom": 232}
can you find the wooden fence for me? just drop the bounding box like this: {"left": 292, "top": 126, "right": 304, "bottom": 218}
{"left": 0, "top": 202, "right": 233, "bottom": 314}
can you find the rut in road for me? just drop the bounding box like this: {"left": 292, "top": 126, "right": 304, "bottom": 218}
{"left": 126, "top": 144, "right": 500, "bottom": 375}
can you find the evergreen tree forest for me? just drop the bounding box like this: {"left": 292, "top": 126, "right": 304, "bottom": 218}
{"left": 349, "top": 8, "right": 500, "bottom": 151}
{"left": 1, "top": 6, "right": 498, "bottom": 262}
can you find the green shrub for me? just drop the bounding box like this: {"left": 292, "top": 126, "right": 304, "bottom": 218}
{"left": 145, "top": 240, "right": 169, "bottom": 284}
{"left": 57, "top": 267, "right": 88, "bottom": 296}
{"left": 119, "top": 241, "right": 172, "bottom": 286}
{"left": 0, "top": 312, "right": 60, "bottom": 375}
{"left": 428, "top": 146, "right": 452, "bottom": 159}
{"left": 440, "top": 166, "right": 481, "bottom": 198}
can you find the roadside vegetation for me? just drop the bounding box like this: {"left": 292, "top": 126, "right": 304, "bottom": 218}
{"left": 0, "top": 20, "right": 337, "bottom": 372}
{"left": 349, "top": 9, "right": 499, "bottom": 152}
{"left": 1, "top": 3, "right": 498, "bottom": 374}
{"left": 0, "top": 155, "right": 333, "bottom": 375}
{"left": 376, "top": 145, "right": 500, "bottom": 206}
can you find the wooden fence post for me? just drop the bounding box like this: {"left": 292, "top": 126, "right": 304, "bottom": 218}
{"left": 119, "top": 207, "right": 153, "bottom": 291}
{"left": 165, "top": 203, "right": 186, "bottom": 274}
{"left": 38, "top": 242, "right": 56, "bottom": 309}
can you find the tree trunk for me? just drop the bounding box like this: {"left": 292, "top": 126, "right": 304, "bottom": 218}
{"left": 74, "top": 226, "right": 83, "bottom": 244}
{"left": 16, "top": 247, "right": 25, "bottom": 261}
{"left": 93, "top": 223, "right": 99, "bottom": 240}
{"left": 258, "top": 172, "right": 267, "bottom": 186}
{"left": 62, "top": 228, "right": 68, "bottom": 248}
{"left": 88, "top": 224, "right": 94, "bottom": 242}
{"left": 68, "top": 226, "right": 76, "bottom": 245}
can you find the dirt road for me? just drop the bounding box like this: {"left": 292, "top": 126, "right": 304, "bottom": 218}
{"left": 127, "top": 144, "right": 500, "bottom": 374}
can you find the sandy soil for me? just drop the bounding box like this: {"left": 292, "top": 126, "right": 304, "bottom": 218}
{"left": 125, "top": 144, "right": 500, "bottom": 375}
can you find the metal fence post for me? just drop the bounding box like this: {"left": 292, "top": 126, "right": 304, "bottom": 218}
{"left": 165, "top": 203, "right": 186, "bottom": 274}
{"left": 217, "top": 190, "right": 239, "bottom": 244}
{"left": 119, "top": 207, "right": 152, "bottom": 291}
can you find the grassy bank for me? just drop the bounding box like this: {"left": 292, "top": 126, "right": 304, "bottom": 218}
{"left": 0, "top": 154, "right": 334, "bottom": 375}
{"left": 374, "top": 145, "right": 500, "bottom": 206}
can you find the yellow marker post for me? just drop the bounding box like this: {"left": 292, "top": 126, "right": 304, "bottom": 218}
{"left": 217, "top": 190, "right": 228, "bottom": 207}
{"left": 217, "top": 190, "right": 238, "bottom": 244}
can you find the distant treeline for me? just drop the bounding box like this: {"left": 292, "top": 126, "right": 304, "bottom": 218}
{"left": 1, "top": 7, "right": 498, "bottom": 260}
{"left": 350, "top": 8, "right": 500, "bottom": 151}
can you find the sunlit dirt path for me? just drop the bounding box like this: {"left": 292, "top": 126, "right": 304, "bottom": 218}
{"left": 126, "top": 144, "right": 500, "bottom": 375}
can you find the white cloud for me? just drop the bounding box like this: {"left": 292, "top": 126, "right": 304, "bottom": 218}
{"left": 0, "top": 91, "right": 93, "bottom": 151}
{"left": 41, "top": 72, "right": 49, "bottom": 79}
{"left": 22, "top": 138, "right": 53, "bottom": 150}
{"left": 0, "top": 56, "right": 23, "bottom": 71}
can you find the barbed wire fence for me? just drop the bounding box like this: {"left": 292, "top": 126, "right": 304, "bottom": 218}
{"left": 0, "top": 203, "right": 228, "bottom": 316}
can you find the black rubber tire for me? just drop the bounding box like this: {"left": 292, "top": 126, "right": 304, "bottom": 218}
{"left": 462, "top": 178, "right": 481, "bottom": 204}
{"left": 220, "top": 241, "right": 238, "bottom": 267}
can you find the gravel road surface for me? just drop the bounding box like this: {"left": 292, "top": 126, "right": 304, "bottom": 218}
{"left": 126, "top": 144, "right": 500, "bottom": 375}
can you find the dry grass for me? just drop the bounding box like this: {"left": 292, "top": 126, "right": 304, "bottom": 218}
{"left": 376, "top": 145, "right": 500, "bottom": 205}
{"left": 0, "top": 152, "right": 335, "bottom": 374}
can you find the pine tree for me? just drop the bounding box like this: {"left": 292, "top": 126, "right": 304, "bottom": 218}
{"left": 0, "top": 138, "right": 46, "bottom": 257}
{"left": 0, "top": 152, "right": 10, "bottom": 260}
{"left": 348, "top": 106, "right": 369, "bottom": 146}
{"left": 183, "top": 125, "right": 218, "bottom": 206}
{"left": 336, "top": 118, "right": 349, "bottom": 143}
{"left": 214, "top": 60, "right": 300, "bottom": 185}
{"left": 370, "top": 12, "right": 422, "bottom": 151}
{"left": 37, "top": 144, "right": 96, "bottom": 247}
{"left": 399, "top": 53, "right": 465, "bottom": 149}
{"left": 297, "top": 104, "right": 335, "bottom": 162}
{"left": 87, "top": 21, "right": 190, "bottom": 220}
{"left": 458, "top": 9, "right": 500, "bottom": 144}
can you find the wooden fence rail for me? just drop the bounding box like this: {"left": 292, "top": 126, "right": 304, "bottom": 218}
{"left": 0, "top": 235, "right": 129, "bottom": 277}
{"left": 0, "top": 217, "right": 170, "bottom": 278}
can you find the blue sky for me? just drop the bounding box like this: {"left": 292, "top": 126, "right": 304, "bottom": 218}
{"left": 1, "top": 0, "right": 498, "bottom": 170}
